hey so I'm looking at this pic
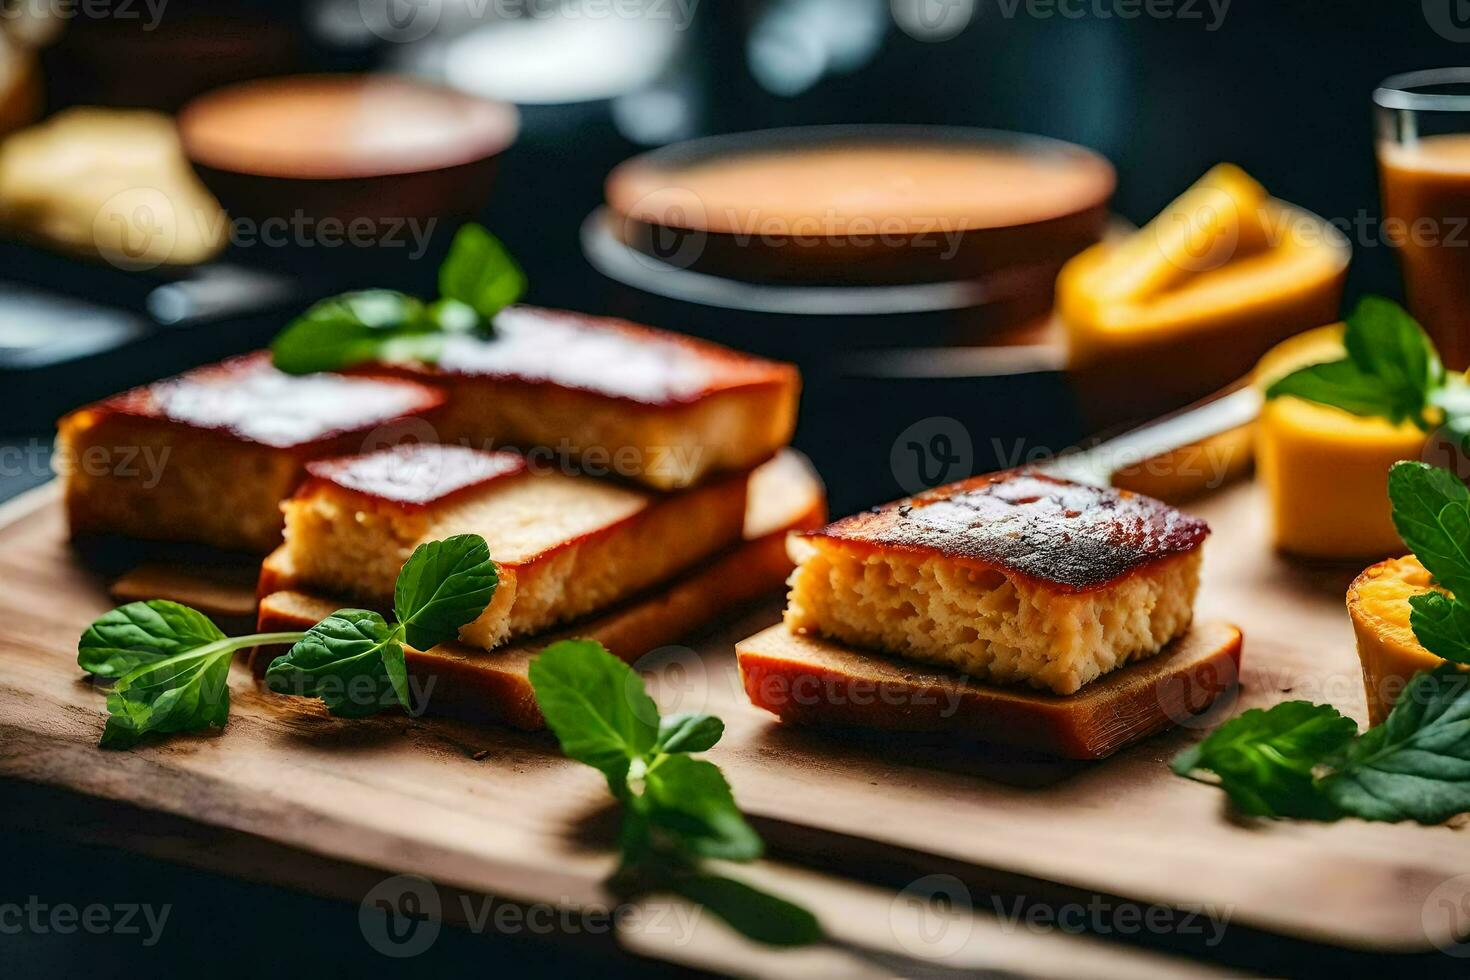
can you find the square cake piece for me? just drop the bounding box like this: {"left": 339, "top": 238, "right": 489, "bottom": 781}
{"left": 57, "top": 353, "right": 444, "bottom": 553}
{"left": 783, "top": 470, "right": 1209, "bottom": 695}
{"left": 254, "top": 449, "right": 828, "bottom": 729}
{"left": 369, "top": 305, "right": 800, "bottom": 490}
{"left": 281, "top": 443, "right": 749, "bottom": 651}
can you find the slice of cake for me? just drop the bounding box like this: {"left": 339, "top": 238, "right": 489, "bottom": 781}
{"left": 280, "top": 442, "right": 749, "bottom": 651}
{"left": 783, "top": 470, "right": 1209, "bottom": 695}
{"left": 57, "top": 353, "right": 444, "bottom": 553}
{"left": 254, "top": 449, "right": 828, "bottom": 730}
{"left": 367, "top": 305, "right": 800, "bottom": 490}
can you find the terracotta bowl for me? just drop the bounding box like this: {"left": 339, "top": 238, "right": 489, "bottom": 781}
{"left": 178, "top": 74, "right": 519, "bottom": 226}
{"left": 604, "top": 125, "right": 1114, "bottom": 286}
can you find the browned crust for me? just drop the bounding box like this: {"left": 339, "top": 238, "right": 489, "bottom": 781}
{"left": 736, "top": 621, "right": 1243, "bottom": 759}
{"left": 252, "top": 471, "right": 828, "bottom": 730}
{"left": 299, "top": 444, "right": 529, "bottom": 511}
{"left": 366, "top": 305, "right": 800, "bottom": 409}
{"left": 803, "top": 469, "right": 1208, "bottom": 594}
{"left": 60, "top": 352, "right": 446, "bottom": 454}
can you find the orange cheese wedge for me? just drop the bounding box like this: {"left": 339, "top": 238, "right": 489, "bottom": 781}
{"left": 1077, "top": 163, "right": 1269, "bottom": 305}
{"left": 1059, "top": 165, "right": 1348, "bottom": 427}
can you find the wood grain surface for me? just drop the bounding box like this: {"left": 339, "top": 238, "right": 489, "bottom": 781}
{"left": 0, "top": 479, "right": 1466, "bottom": 961}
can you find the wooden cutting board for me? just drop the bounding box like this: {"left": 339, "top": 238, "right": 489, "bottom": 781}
{"left": 0, "top": 481, "right": 1465, "bottom": 957}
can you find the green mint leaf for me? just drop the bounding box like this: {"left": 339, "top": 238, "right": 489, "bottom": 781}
{"left": 265, "top": 610, "right": 409, "bottom": 718}
{"left": 529, "top": 639, "right": 659, "bottom": 791}
{"left": 530, "top": 637, "right": 818, "bottom": 948}
{"left": 667, "top": 874, "right": 823, "bottom": 947}
{"left": 1343, "top": 295, "right": 1444, "bottom": 406}
{"left": 1320, "top": 666, "right": 1470, "bottom": 823}
{"left": 393, "top": 533, "right": 498, "bottom": 652}
{"left": 271, "top": 289, "right": 439, "bottom": 374}
{"left": 1408, "top": 593, "right": 1470, "bottom": 665}
{"left": 1265, "top": 359, "right": 1408, "bottom": 421}
{"left": 1172, "top": 701, "right": 1356, "bottom": 819}
{"left": 1265, "top": 295, "right": 1441, "bottom": 427}
{"left": 78, "top": 600, "right": 225, "bottom": 678}
{"left": 1388, "top": 461, "right": 1470, "bottom": 600}
{"left": 656, "top": 712, "right": 724, "bottom": 754}
{"left": 645, "top": 755, "right": 763, "bottom": 861}
{"left": 438, "top": 224, "right": 526, "bottom": 324}
{"left": 100, "top": 644, "right": 234, "bottom": 749}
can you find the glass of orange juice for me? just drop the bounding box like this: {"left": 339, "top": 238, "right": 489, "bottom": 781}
{"left": 1376, "top": 68, "right": 1470, "bottom": 370}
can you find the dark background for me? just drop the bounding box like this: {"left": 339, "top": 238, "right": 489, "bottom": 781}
{"left": 2, "top": 1, "right": 1460, "bottom": 506}
{"left": 4, "top": 1, "right": 1470, "bottom": 975}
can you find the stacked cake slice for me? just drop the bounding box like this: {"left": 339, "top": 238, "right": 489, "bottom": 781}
{"left": 58, "top": 308, "right": 818, "bottom": 728}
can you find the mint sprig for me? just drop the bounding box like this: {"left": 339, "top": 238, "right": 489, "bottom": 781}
{"left": 271, "top": 224, "right": 524, "bottom": 375}
{"left": 437, "top": 223, "right": 526, "bottom": 321}
{"left": 265, "top": 533, "right": 496, "bottom": 713}
{"left": 1175, "top": 459, "right": 1470, "bottom": 823}
{"left": 1319, "top": 667, "right": 1470, "bottom": 822}
{"left": 1389, "top": 461, "right": 1470, "bottom": 665}
{"left": 1171, "top": 701, "right": 1356, "bottom": 819}
{"left": 79, "top": 599, "right": 234, "bottom": 679}
{"left": 529, "top": 640, "right": 820, "bottom": 947}
{"left": 1265, "top": 296, "right": 1444, "bottom": 429}
{"left": 1174, "top": 668, "right": 1470, "bottom": 823}
{"left": 79, "top": 534, "right": 497, "bottom": 748}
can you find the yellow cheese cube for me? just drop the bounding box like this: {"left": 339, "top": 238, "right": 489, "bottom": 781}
{"left": 1254, "top": 325, "right": 1425, "bottom": 560}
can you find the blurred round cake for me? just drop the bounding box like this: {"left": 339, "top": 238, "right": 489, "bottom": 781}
{"left": 179, "top": 74, "right": 518, "bottom": 223}
{"left": 605, "top": 126, "right": 1114, "bottom": 285}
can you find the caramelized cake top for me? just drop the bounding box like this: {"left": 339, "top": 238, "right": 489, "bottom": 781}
{"left": 93, "top": 353, "right": 444, "bottom": 450}
{"left": 806, "top": 470, "right": 1208, "bottom": 593}
{"left": 303, "top": 444, "right": 528, "bottom": 510}
{"left": 401, "top": 305, "right": 797, "bottom": 407}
